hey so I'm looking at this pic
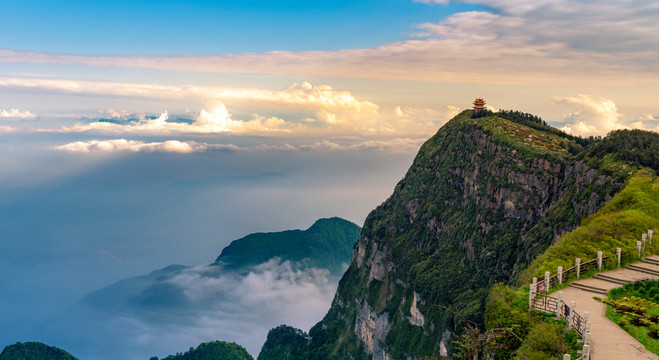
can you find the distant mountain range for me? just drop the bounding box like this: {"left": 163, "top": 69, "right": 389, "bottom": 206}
{"left": 3, "top": 217, "right": 360, "bottom": 359}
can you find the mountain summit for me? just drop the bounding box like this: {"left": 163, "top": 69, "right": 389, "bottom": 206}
{"left": 262, "top": 110, "right": 658, "bottom": 359}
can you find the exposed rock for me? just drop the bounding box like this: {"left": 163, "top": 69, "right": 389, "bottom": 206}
{"left": 407, "top": 292, "right": 425, "bottom": 327}
{"left": 354, "top": 301, "right": 392, "bottom": 360}
{"left": 439, "top": 330, "right": 451, "bottom": 357}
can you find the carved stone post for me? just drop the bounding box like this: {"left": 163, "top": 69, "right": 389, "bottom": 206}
{"left": 637, "top": 241, "right": 642, "bottom": 258}
{"left": 649, "top": 229, "right": 654, "bottom": 245}
{"left": 616, "top": 248, "right": 621, "bottom": 268}
{"left": 545, "top": 271, "right": 550, "bottom": 293}
{"left": 563, "top": 355, "right": 570, "bottom": 360}
{"left": 568, "top": 301, "right": 575, "bottom": 329}
{"left": 556, "top": 291, "right": 563, "bottom": 318}
{"left": 529, "top": 278, "right": 537, "bottom": 311}
{"left": 558, "top": 266, "right": 563, "bottom": 284}
{"left": 576, "top": 258, "right": 581, "bottom": 279}
{"left": 597, "top": 251, "right": 603, "bottom": 271}
{"left": 642, "top": 233, "right": 647, "bottom": 252}
{"left": 583, "top": 344, "right": 590, "bottom": 359}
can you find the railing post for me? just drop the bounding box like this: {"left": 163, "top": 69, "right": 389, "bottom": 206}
{"left": 529, "top": 279, "right": 537, "bottom": 311}
{"left": 584, "top": 311, "right": 589, "bottom": 333}
{"left": 569, "top": 301, "right": 575, "bottom": 329}
{"left": 545, "top": 271, "right": 550, "bottom": 293}
{"left": 616, "top": 247, "right": 621, "bottom": 268}
{"left": 558, "top": 266, "right": 563, "bottom": 284}
{"left": 563, "top": 355, "right": 570, "bottom": 360}
{"left": 576, "top": 258, "right": 581, "bottom": 279}
{"left": 597, "top": 251, "right": 603, "bottom": 271}
{"left": 637, "top": 241, "right": 642, "bottom": 258}
{"left": 649, "top": 229, "right": 654, "bottom": 245}
{"left": 583, "top": 344, "right": 590, "bottom": 360}
{"left": 556, "top": 291, "right": 563, "bottom": 318}
{"left": 642, "top": 233, "right": 647, "bottom": 252}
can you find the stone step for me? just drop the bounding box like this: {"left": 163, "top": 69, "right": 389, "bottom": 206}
{"left": 643, "top": 257, "right": 659, "bottom": 266}
{"left": 568, "top": 282, "right": 608, "bottom": 295}
{"left": 594, "top": 273, "right": 630, "bottom": 285}
{"left": 627, "top": 264, "right": 659, "bottom": 276}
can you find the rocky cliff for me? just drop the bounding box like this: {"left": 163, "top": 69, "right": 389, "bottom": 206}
{"left": 302, "top": 110, "right": 626, "bottom": 359}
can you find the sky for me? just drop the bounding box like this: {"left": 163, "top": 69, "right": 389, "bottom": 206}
{"left": 1, "top": 0, "right": 659, "bottom": 358}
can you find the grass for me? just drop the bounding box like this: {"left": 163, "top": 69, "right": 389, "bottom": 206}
{"left": 603, "top": 280, "right": 659, "bottom": 355}
{"left": 518, "top": 169, "right": 659, "bottom": 285}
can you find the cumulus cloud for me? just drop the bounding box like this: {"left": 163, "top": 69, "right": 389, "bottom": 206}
{"left": 49, "top": 106, "right": 298, "bottom": 135}
{"left": 54, "top": 139, "right": 241, "bottom": 154}
{"left": 15, "top": 80, "right": 460, "bottom": 137}
{"left": 0, "top": 125, "right": 17, "bottom": 133}
{"left": 0, "top": 108, "right": 36, "bottom": 120}
{"left": 553, "top": 94, "right": 625, "bottom": 136}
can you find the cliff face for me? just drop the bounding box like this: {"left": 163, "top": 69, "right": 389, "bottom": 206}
{"left": 306, "top": 111, "right": 623, "bottom": 359}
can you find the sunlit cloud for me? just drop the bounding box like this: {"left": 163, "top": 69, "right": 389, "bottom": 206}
{"left": 553, "top": 94, "right": 625, "bottom": 136}
{"left": 7, "top": 77, "right": 461, "bottom": 136}
{"left": 0, "top": 125, "right": 17, "bottom": 133}
{"left": 54, "top": 139, "right": 241, "bottom": 154}
{"left": 0, "top": 78, "right": 377, "bottom": 115}
{"left": 54, "top": 137, "right": 427, "bottom": 155}
{"left": 2, "top": 1, "right": 658, "bottom": 86}
{"left": 45, "top": 106, "right": 299, "bottom": 135}
{"left": 631, "top": 114, "right": 659, "bottom": 131}
{"left": 0, "top": 108, "right": 36, "bottom": 120}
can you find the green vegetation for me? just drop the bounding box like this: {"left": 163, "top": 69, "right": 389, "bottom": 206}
{"left": 580, "top": 129, "right": 659, "bottom": 173}
{"left": 0, "top": 342, "right": 78, "bottom": 360}
{"left": 151, "top": 341, "right": 253, "bottom": 360}
{"left": 299, "top": 110, "right": 626, "bottom": 359}
{"left": 599, "top": 280, "right": 659, "bottom": 354}
{"left": 519, "top": 170, "right": 659, "bottom": 284}
{"left": 257, "top": 325, "right": 310, "bottom": 360}
{"left": 451, "top": 284, "right": 581, "bottom": 359}
{"left": 260, "top": 110, "right": 658, "bottom": 359}
{"left": 215, "top": 217, "right": 361, "bottom": 276}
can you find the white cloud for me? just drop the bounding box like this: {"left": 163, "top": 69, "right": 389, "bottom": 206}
{"left": 0, "top": 78, "right": 377, "bottom": 117}
{"left": 54, "top": 139, "right": 240, "bottom": 154}
{"left": 135, "top": 259, "right": 337, "bottom": 356}
{"left": 0, "top": 125, "right": 17, "bottom": 133}
{"left": 54, "top": 138, "right": 428, "bottom": 154}
{"left": 0, "top": 108, "right": 36, "bottom": 120}
{"left": 626, "top": 113, "right": 659, "bottom": 132}
{"left": 49, "top": 106, "right": 298, "bottom": 135}
{"left": 553, "top": 94, "right": 625, "bottom": 136}
{"left": 300, "top": 138, "right": 426, "bottom": 154}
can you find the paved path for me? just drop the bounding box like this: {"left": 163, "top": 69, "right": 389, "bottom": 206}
{"left": 548, "top": 255, "right": 659, "bottom": 360}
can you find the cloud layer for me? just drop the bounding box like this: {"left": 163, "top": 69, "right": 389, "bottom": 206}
{"left": 2, "top": 1, "right": 658, "bottom": 86}
{"left": 54, "top": 137, "right": 427, "bottom": 154}
{"left": 40, "top": 259, "right": 340, "bottom": 359}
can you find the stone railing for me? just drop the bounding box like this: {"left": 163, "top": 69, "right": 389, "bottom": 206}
{"left": 530, "top": 229, "right": 654, "bottom": 298}
{"left": 528, "top": 229, "right": 654, "bottom": 360}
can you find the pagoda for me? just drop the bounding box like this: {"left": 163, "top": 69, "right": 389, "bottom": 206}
{"left": 473, "top": 98, "right": 486, "bottom": 114}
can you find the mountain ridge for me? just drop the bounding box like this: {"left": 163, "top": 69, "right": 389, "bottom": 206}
{"left": 263, "top": 110, "right": 657, "bottom": 359}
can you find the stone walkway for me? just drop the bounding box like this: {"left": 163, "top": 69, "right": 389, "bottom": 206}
{"left": 548, "top": 255, "right": 659, "bottom": 360}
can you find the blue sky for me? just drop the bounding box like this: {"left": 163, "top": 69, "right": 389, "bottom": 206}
{"left": 2, "top": 0, "right": 480, "bottom": 54}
